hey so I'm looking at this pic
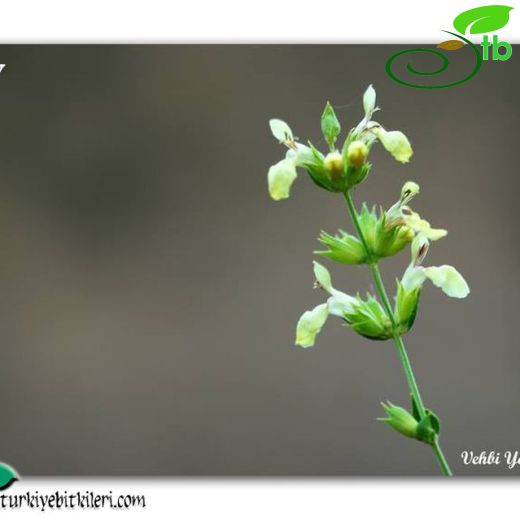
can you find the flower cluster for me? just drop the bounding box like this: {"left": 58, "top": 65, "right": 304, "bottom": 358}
{"left": 266, "top": 86, "right": 469, "bottom": 348}
{"left": 295, "top": 179, "right": 469, "bottom": 348}
{"left": 266, "top": 85, "right": 468, "bottom": 469}
{"left": 267, "top": 85, "right": 413, "bottom": 201}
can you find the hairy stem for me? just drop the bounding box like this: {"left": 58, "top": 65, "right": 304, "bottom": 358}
{"left": 343, "top": 190, "right": 452, "bottom": 477}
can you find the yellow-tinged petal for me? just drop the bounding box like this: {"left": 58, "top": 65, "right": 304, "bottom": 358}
{"left": 403, "top": 211, "right": 447, "bottom": 241}
{"left": 313, "top": 261, "right": 332, "bottom": 292}
{"left": 267, "top": 158, "right": 297, "bottom": 201}
{"left": 423, "top": 265, "right": 470, "bottom": 298}
{"left": 295, "top": 303, "right": 329, "bottom": 348}
{"left": 375, "top": 128, "right": 413, "bottom": 163}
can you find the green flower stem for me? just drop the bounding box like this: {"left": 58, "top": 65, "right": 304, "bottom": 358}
{"left": 343, "top": 190, "right": 452, "bottom": 477}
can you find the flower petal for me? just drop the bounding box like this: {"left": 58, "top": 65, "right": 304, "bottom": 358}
{"left": 363, "top": 84, "right": 376, "bottom": 118}
{"left": 269, "top": 119, "right": 293, "bottom": 144}
{"left": 411, "top": 233, "right": 430, "bottom": 266}
{"left": 313, "top": 261, "right": 332, "bottom": 292}
{"left": 375, "top": 128, "right": 413, "bottom": 163}
{"left": 403, "top": 211, "right": 447, "bottom": 241}
{"left": 267, "top": 158, "right": 297, "bottom": 201}
{"left": 401, "top": 265, "right": 427, "bottom": 292}
{"left": 295, "top": 303, "right": 329, "bottom": 348}
{"left": 327, "top": 292, "right": 358, "bottom": 317}
{"left": 423, "top": 265, "right": 470, "bottom": 298}
{"left": 287, "top": 143, "right": 314, "bottom": 167}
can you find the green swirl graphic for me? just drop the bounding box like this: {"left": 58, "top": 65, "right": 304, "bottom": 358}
{"left": 386, "top": 31, "right": 482, "bottom": 89}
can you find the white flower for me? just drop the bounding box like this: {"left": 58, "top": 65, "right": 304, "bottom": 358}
{"left": 354, "top": 85, "right": 413, "bottom": 164}
{"left": 267, "top": 119, "right": 313, "bottom": 201}
{"left": 295, "top": 262, "right": 358, "bottom": 347}
{"left": 385, "top": 182, "right": 447, "bottom": 241}
{"left": 400, "top": 233, "right": 470, "bottom": 299}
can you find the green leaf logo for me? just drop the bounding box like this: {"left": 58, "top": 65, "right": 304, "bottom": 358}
{"left": 0, "top": 463, "right": 18, "bottom": 491}
{"left": 453, "top": 5, "right": 513, "bottom": 34}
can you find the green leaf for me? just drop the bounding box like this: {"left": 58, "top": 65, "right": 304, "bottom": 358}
{"left": 453, "top": 5, "right": 513, "bottom": 35}
{"left": 416, "top": 409, "right": 441, "bottom": 445}
{"left": 321, "top": 102, "right": 341, "bottom": 149}
{"left": 0, "top": 463, "right": 18, "bottom": 491}
{"left": 425, "top": 409, "right": 441, "bottom": 435}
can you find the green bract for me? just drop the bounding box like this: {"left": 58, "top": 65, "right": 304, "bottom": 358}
{"left": 316, "top": 230, "right": 367, "bottom": 265}
{"left": 345, "top": 295, "right": 393, "bottom": 340}
{"left": 395, "top": 281, "right": 421, "bottom": 334}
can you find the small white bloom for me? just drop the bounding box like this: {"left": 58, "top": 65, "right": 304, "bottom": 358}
{"left": 267, "top": 117, "right": 313, "bottom": 201}
{"left": 295, "top": 262, "right": 358, "bottom": 347}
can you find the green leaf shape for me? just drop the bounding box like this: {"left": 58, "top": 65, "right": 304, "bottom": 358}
{"left": 321, "top": 102, "right": 341, "bottom": 149}
{"left": 357, "top": 204, "right": 414, "bottom": 261}
{"left": 416, "top": 410, "right": 441, "bottom": 445}
{"left": 315, "top": 230, "right": 367, "bottom": 265}
{"left": 453, "top": 5, "right": 513, "bottom": 35}
{"left": 0, "top": 463, "right": 18, "bottom": 491}
{"left": 344, "top": 294, "right": 393, "bottom": 340}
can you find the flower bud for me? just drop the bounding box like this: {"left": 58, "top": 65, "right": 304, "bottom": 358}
{"left": 378, "top": 401, "right": 419, "bottom": 439}
{"left": 323, "top": 151, "right": 344, "bottom": 176}
{"left": 346, "top": 140, "right": 368, "bottom": 167}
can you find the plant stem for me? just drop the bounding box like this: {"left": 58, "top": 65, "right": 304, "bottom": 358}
{"left": 432, "top": 437, "right": 453, "bottom": 477}
{"left": 343, "top": 190, "right": 452, "bottom": 477}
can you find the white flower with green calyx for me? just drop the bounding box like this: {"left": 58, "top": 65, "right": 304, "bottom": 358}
{"left": 400, "top": 233, "right": 470, "bottom": 299}
{"left": 268, "top": 119, "right": 314, "bottom": 201}
{"left": 295, "top": 262, "right": 359, "bottom": 348}
{"left": 385, "top": 181, "right": 447, "bottom": 242}
{"left": 354, "top": 85, "right": 413, "bottom": 164}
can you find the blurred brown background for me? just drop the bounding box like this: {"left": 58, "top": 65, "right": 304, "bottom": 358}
{"left": 0, "top": 45, "right": 517, "bottom": 476}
